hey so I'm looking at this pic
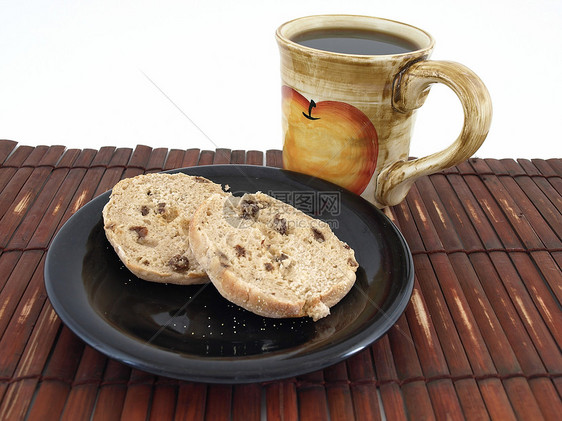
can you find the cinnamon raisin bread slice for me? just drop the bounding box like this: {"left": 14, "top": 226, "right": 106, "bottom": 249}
{"left": 189, "top": 192, "right": 358, "bottom": 321}
{"left": 102, "top": 173, "right": 226, "bottom": 284}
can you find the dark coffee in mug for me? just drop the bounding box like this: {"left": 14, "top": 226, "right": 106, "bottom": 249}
{"left": 277, "top": 15, "right": 492, "bottom": 207}
{"left": 292, "top": 29, "right": 419, "bottom": 55}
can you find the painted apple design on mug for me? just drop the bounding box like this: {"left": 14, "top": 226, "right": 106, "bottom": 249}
{"left": 282, "top": 86, "right": 378, "bottom": 195}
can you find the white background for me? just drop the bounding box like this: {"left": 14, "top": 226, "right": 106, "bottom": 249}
{"left": 1, "top": 0, "right": 561, "bottom": 159}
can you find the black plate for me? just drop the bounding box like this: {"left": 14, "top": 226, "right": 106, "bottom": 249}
{"left": 44, "top": 165, "right": 413, "bottom": 383}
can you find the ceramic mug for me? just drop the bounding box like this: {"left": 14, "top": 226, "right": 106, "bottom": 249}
{"left": 276, "top": 15, "right": 492, "bottom": 207}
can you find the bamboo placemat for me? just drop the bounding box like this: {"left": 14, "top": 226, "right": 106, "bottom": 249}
{"left": 0, "top": 139, "right": 560, "bottom": 420}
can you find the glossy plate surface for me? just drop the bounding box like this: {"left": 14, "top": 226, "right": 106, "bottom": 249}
{"left": 45, "top": 165, "right": 413, "bottom": 383}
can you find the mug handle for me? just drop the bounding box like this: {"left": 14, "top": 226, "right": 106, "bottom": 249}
{"left": 375, "top": 60, "right": 492, "bottom": 207}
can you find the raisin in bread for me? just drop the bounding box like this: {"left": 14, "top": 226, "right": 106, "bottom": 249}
{"left": 102, "top": 173, "right": 226, "bottom": 284}
{"left": 188, "top": 192, "right": 359, "bottom": 321}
